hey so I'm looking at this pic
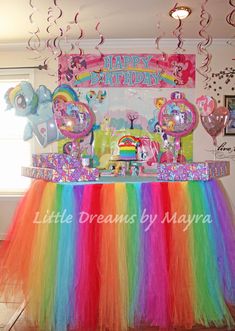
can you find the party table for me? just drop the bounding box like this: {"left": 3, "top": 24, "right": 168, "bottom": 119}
{"left": 0, "top": 178, "right": 235, "bottom": 331}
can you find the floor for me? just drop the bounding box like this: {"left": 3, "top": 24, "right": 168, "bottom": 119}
{"left": 0, "top": 300, "right": 234, "bottom": 331}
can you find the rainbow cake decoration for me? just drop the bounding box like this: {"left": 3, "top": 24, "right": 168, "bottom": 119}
{"left": 118, "top": 135, "right": 139, "bottom": 160}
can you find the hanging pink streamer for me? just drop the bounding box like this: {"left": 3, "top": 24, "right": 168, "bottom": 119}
{"left": 44, "top": 7, "right": 54, "bottom": 67}
{"left": 63, "top": 24, "right": 76, "bottom": 52}
{"left": 155, "top": 21, "right": 166, "bottom": 61}
{"left": 95, "top": 22, "right": 105, "bottom": 58}
{"left": 226, "top": 0, "right": 235, "bottom": 47}
{"left": 27, "top": 0, "right": 41, "bottom": 59}
{"left": 197, "top": 0, "right": 213, "bottom": 88}
{"left": 226, "top": 0, "right": 235, "bottom": 27}
{"left": 173, "top": 18, "right": 185, "bottom": 52}
{"left": 52, "top": 0, "right": 63, "bottom": 59}
{"left": 73, "top": 10, "right": 84, "bottom": 56}
{"left": 44, "top": 0, "right": 63, "bottom": 76}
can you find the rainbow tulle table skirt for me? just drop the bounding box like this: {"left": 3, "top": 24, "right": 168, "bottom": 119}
{"left": 0, "top": 179, "right": 235, "bottom": 331}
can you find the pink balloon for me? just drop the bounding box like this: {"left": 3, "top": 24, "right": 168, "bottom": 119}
{"left": 159, "top": 93, "right": 197, "bottom": 138}
{"left": 53, "top": 100, "right": 95, "bottom": 139}
{"left": 196, "top": 95, "right": 216, "bottom": 116}
{"left": 200, "top": 106, "right": 229, "bottom": 146}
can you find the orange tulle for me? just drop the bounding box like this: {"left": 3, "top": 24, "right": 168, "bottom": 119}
{"left": 99, "top": 183, "right": 124, "bottom": 331}
{"left": 167, "top": 182, "right": 194, "bottom": 328}
{"left": 0, "top": 180, "right": 47, "bottom": 298}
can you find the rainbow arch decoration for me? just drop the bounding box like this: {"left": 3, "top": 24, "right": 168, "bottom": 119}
{"left": 52, "top": 84, "right": 79, "bottom": 102}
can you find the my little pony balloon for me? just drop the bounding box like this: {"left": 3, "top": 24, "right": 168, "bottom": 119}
{"left": 53, "top": 86, "right": 95, "bottom": 159}
{"left": 52, "top": 101, "right": 95, "bottom": 139}
{"left": 159, "top": 92, "right": 197, "bottom": 138}
{"left": 158, "top": 91, "right": 197, "bottom": 161}
{"left": 5, "top": 82, "right": 79, "bottom": 147}
{"left": 196, "top": 95, "right": 215, "bottom": 116}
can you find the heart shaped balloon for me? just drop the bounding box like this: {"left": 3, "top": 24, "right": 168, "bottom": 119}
{"left": 200, "top": 106, "right": 229, "bottom": 146}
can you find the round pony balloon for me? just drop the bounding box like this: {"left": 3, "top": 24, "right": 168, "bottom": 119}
{"left": 53, "top": 101, "right": 95, "bottom": 139}
{"left": 159, "top": 91, "right": 197, "bottom": 137}
{"left": 158, "top": 91, "right": 197, "bottom": 161}
{"left": 53, "top": 85, "right": 95, "bottom": 159}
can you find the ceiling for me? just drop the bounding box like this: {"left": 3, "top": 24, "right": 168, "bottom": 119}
{"left": 0, "top": 0, "right": 234, "bottom": 43}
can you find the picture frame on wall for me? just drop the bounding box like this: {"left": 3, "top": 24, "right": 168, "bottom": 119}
{"left": 224, "top": 95, "right": 235, "bottom": 136}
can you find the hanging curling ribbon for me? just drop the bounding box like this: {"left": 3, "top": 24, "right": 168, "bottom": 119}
{"left": 53, "top": 0, "right": 62, "bottom": 24}
{"left": 44, "top": 7, "right": 55, "bottom": 68}
{"left": 62, "top": 24, "right": 75, "bottom": 52}
{"left": 73, "top": 10, "right": 84, "bottom": 56}
{"left": 197, "top": 0, "right": 213, "bottom": 88}
{"left": 95, "top": 22, "right": 105, "bottom": 58}
{"left": 226, "top": 0, "right": 235, "bottom": 27}
{"left": 27, "top": 0, "right": 42, "bottom": 59}
{"left": 51, "top": 0, "right": 63, "bottom": 59}
{"left": 44, "top": 0, "right": 64, "bottom": 76}
{"left": 155, "top": 21, "right": 166, "bottom": 61}
{"left": 173, "top": 18, "right": 185, "bottom": 53}
{"left": 226, "top": 0, "right": 235, "bottom": 47}
{"left": 53, "top": 27, "right": 63, "bottom": 59}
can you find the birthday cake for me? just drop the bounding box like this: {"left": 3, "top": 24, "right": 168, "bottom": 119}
{"left": 118, "top": 135, "right": 139, "bottom": 160}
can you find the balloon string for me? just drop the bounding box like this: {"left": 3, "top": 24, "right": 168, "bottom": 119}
{"left": 197, "top": 0, "right": 213, "bottom": 88}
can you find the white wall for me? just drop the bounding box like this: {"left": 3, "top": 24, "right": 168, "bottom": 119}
{"left": 0, "top": 39, "right": 234, "bottom": 237}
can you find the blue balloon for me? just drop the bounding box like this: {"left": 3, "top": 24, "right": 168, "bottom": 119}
{"left": 36, "top": 85, "right": 52, "bottom": 103}
{"left": 5, "top": 82, "right": 78, "bottom": 147}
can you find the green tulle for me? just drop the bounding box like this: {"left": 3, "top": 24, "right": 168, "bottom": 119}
{"left": 187, "top": 181, "right": 234, "bottom": 328}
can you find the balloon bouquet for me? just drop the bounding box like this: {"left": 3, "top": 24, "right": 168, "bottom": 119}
{"left": 196, "top": 95, "right": 229, "bottom": 159}
{"left": 5, "top": 82, "right": 99, "bottom": 182}
{"left": 158, "top": 91, "right": 197, "bottom": 163}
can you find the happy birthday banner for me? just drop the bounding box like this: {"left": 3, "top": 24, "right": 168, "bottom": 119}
{"left": 59, "top": 54, "right": 195, "bottom": 88}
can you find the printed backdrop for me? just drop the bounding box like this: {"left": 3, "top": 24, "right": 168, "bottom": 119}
{"left": 59, "top": 53, "right": 195, "bottom": 88}
{"left": 58, "top": 54, "right": 196, "bottom": 166}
